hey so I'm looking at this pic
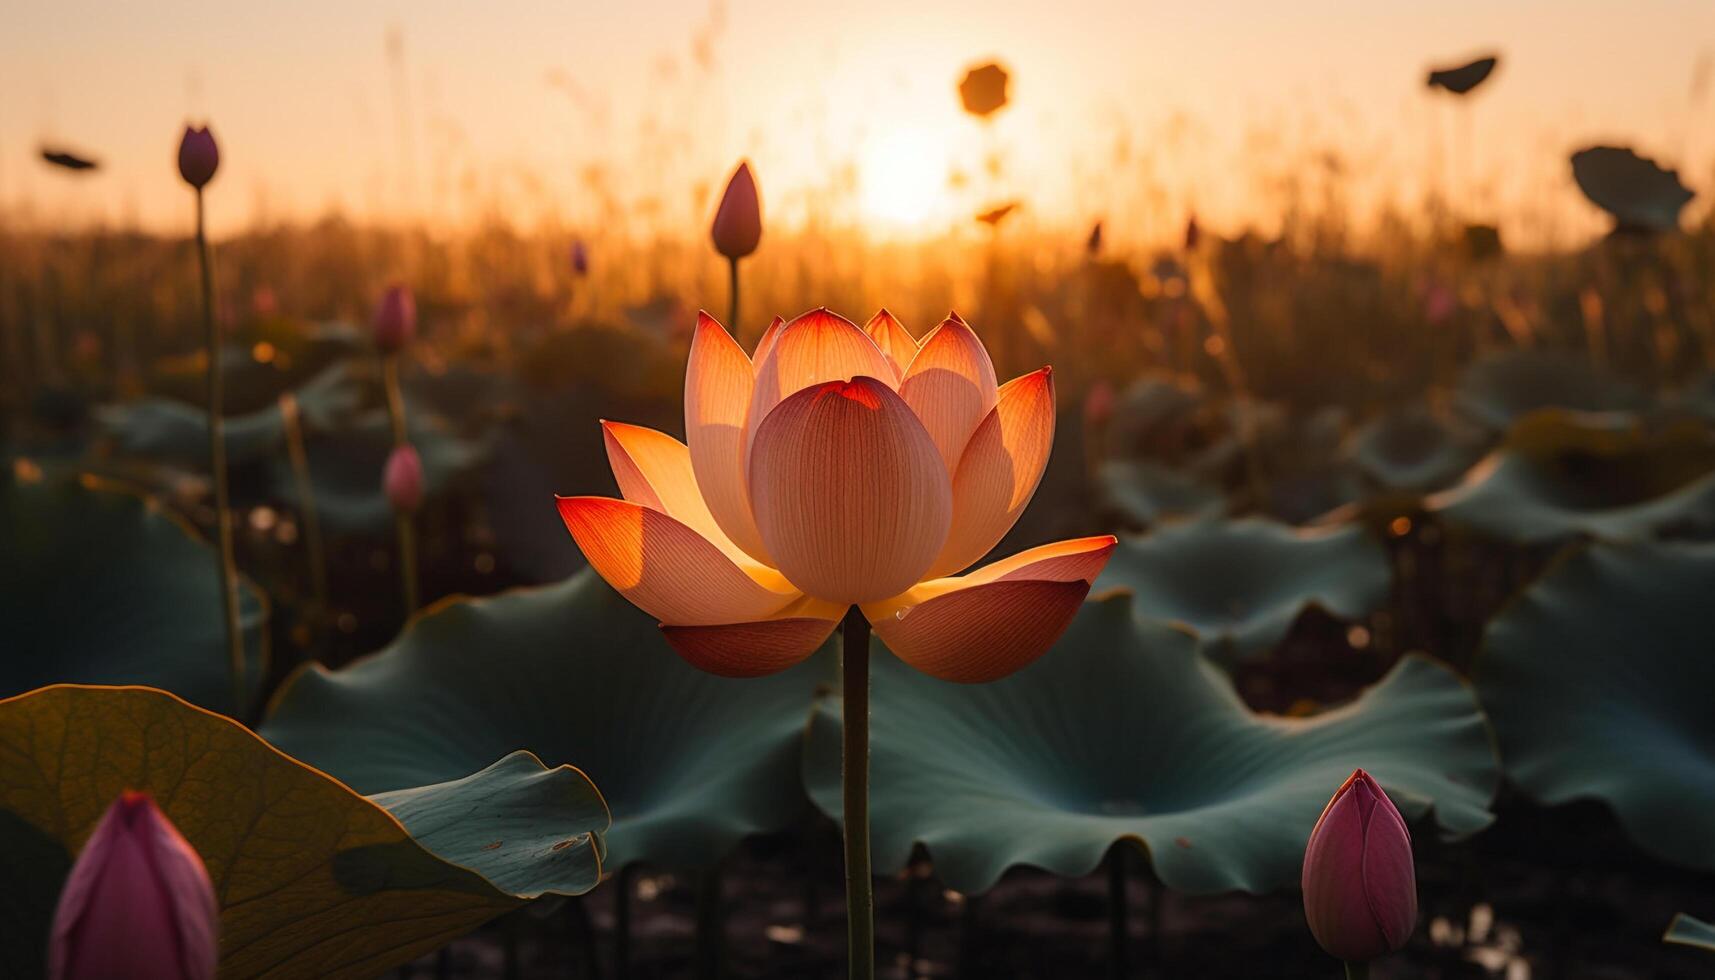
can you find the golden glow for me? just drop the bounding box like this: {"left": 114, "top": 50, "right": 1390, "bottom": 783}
{"left": 859, "top": 128, "right": 948, "bottom": 231}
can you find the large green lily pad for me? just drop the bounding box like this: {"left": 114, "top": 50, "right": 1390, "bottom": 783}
{"left": 1665, "top": 914, "right": 1715, "bottom": 953}
{"left": 1093, "top": 517, "right": 1391, "bottom": 663}
{"left": 1455, "top": 350, "right": 1647, "bottom": 431}
{"left": 1475, "top": 539, "right": 1715, "bottom": 871}
{"left": 0, "top": 685, "right": 607, "bottom": 980}
{"left": 1348, "top": 407, "right": 1488, "bottom": 492}
{"left": 0, "top": 470, "right": 267, "bottom": 716}
{"left": 96, "top": 362, "right": 360, "bottom": 466}
{"left": 1428, "top": 410, "right": 1715, "bottom": 543}
{"left": 1098, "top": 459, "right": 1226, "bottom": 526}
{"left": 267, "top": 409, "right": 487, "bottom": 534}
{"left": 263, "top": 569, "right": 829, "bottom": 871}
{"left": 804, "top": 596, "right": 1497, "bottom": 895}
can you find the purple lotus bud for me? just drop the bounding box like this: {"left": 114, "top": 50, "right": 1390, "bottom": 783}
{"left": 373, "top": 284, "right": 417, "bottom": 354}
{"left": 1302, "top": 769, "right": 1418, "bottom": 963}
{"left": 710, "top": 161, "right": 762, "bottom": 260}
{"left": 49, "top": 791, "right": 218, "bottom": 980}
{"left": 384, "top": 444, "right": 424, "bottom": 513}
{"left": 177, "top": 126, "right": 219, "bottom": 190}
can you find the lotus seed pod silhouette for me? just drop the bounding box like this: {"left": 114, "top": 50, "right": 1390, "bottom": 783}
{"left": 48, "top": 792, "right": 218, "bottom": 980}
{"left": 711, "top": 161, "right": 762, "bottom": 260}
{"left": 373, "top": 284, "right": 417, "bottom": 354}
{"left": 176, "top": 126, "right": 219, "bottom": 189}
{"left": 1302, "top": 769, "right": 1418, "bottom": 964}
{"left": 959, "top": 62, "right": 1010, "bottom": 118}
{"left": 558, "top": 307, "right": 1115, "bottom": 681}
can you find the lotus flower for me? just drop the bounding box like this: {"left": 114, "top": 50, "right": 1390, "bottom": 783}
{"left": 177, "top": 126, "right": 219, "bottom": 190}
{"left": 373, "top": 284, "right": 417, "bottom": 354}
{"left": 49, "top": 791, "right": 218, "bottom": 980}
{"left": 385, "top": 444, "right": 425, "bottom": 513}
{"left": 711, "top": 162, "right": 762, "bottom": 261}
{"left": 558, "top": 308, "right": 1115, "bottom": 682}
{"left": 1302, "top": 769, "right": 1418, "bottom": 964}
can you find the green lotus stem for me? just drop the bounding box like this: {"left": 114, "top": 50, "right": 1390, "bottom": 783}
{"left": 280, "top": 393, "right": 329, "bottom": 637}
{"left": 1109, "top": 848, "right": 1130, "bottom": 979}
{"left": 842, "top": 605, "right": 874, "bottom": 980}
{"left": 196, "top": 188, "right": 246, "bottom": 714}
{"left": 726, "top": 256, "right": 741, "bottom": 336}
{"left": 382, "top": 354, "right": 419, "bottom": 615}
{"left": 1343, "top": 961, "right": 1370, "bottom": 980}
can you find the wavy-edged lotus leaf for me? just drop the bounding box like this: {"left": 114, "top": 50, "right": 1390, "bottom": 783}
{"left": 1428, "top": 410, "right": 1715, "bottom": 543}
{"left": 149, "top": 327, "right": 364, "bottom": 416}
{"left": 804, "top": 596, "right": 1497, "bottom": 895}
{"left": 0, "top": 471, "right": 267, "bottom": 715}
{"left": 1349, "top": 406, "right": 1488, "bottom": 492}
{"left": 1093, "top": 517, "right": 1391, "bottom": 663}
{"left": 1102, "top": 375, "right": 1207, "bottom": 458}
{"left": 263, "top": 569, "right": 828, "bottom": 871}
{"left": 1455, "top": 350, "right": 1647, "bottom": 431}
{"left": 1665, "top": 914, "right": 1715, "bottom": 953}
{"left": 1572, "top": 145, "right": 1695, "bottom": 233}
{"left": 269, "top": 409, "right": 487, "bottom": 534}
{"left": 97, "top": 362, "right": 361, "bottom": 466}
{"left": 1476, "top": 540, "right": 1715, "bottom": 871}
{"left": 1098, "top": 459, "right": 1226, "bottom": 526}
{"left": 1427, "top": 54, "right": 1498, "bottom": 95}
{"left": 0, "top": 685, "right": 607, "bottom": 980}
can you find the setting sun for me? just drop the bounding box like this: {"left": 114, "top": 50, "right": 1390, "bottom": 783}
{"left": 859, "top": 128, "right": 948, "bottom": 231}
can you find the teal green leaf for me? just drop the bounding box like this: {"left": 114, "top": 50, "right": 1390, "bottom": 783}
{"left": 1665, "top": 914, "right": 1715, "bottom": 953}
{"left": 1428, "top": 410, "right": 1715, "bottom": 543}
{"left": 1348, "top": 407, "right": 1487, "bottom": 492}
{"left": 804, "top": 596, "right": 1497, "bottom": 895}
{"left": 1455, "top": 350, "right": 1647, "bottom": 431}
{"left": 1098, "top": 459, "right": 1226, "bottom": 526}
{"left": 1093, "top": 517, "right": 1390, "bottom": 663}
{"left": 263, "top": 569, "right": 829, "bottom": 870}
{"left": 1476, "top": 539, "right": 1715, "bottom": 870}
{"left": 268, "top": 409, "right": 487, "bottom": 533}
{"left": 0, "top": 470, "right": 267, "bottom": 716}
{"left": 96, "top": 362, "right": 360, "bottom": 466}
{"left": 0, "top": 685, "right": 606, "bottom": 980}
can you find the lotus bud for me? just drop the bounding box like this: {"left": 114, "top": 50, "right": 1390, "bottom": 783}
{"left": 49, "top": 791, "right": 218, "bottom": 980}
{"left": 373, "top": 284, "right": 417, "bottom": 354}
{"left": 1184, "top": 214, "right": 1200, "bottom": 252}
{"left": 710, "top": 161, "right": 762, "bottom": 260}
{"left": 1083, "top": 380, "right": 1115, "bottom": 430}
{"left": 570, "top": 239, "right": 589, "bottom": 277}
{"left": 384, "top": 444, "right": 425, "bottom": 514}
{"left": 1086, "top": 220, "right": 1104, "bottom": 256}
{"left": 1302, "top": 769, "right": 1418, "bottom": 964}
{"left": 177, "top": 126, "right": 219, "bottom": 190}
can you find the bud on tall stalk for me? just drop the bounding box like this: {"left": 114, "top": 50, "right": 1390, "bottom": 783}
{"left": 711, "top": 161, "right": 762, "bottom": 337}
{"left": 1302, "top": 769, "right": 1418, "bottom": 973}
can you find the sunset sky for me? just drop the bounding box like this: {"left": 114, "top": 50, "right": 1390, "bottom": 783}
{"left": 4, "top": 0, "right": 1713, "bottom": 247}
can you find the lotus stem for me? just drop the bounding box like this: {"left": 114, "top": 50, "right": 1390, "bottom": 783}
{"left": 280, "top": 392, "right": 329, "bottom": 641}
{"left": 1109, "top": 848, "right": 1130, "bottom": 979}
{"left": 695, "top": 867, "right": 725, "bottom": 978}
{"left": 197, "top": 188, "right": 245, "bottom": 715}
{"left": 1343, "top": 962, "right": 1370, "bottom": 980}
{"left": 726, "top": 256, "right": 741, "bottom": 337}
{"left": 841, "top": 605, "right": 875, "bottom": 980}
{"left": 614, "top": 865, "right": 633, "bottom": 980}
{"left": 382, "top": 353, "right": 419, "bottom": 615}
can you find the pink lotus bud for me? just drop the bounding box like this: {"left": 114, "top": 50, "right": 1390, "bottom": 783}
{"left": 49, "top": 791, "right": 218, "bottom": 980}
{"left": 373, "top": 284, "right": 417, "bottom": 354}
{"left": 384, "top": 444, "right": 425, "bottom": 513}
{"left": 1083, "top": 380, "right": 1115, "bottom": 429}
{"left": 1302, "top": 769, "right": 1418, "bottom": 964}
{"left": 710, "top": 161, "right": 762, "bottom": 260}
{"left": 177, "top": 126, "right": 219, "bottom": 190}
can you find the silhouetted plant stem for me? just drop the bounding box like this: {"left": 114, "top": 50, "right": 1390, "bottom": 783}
{"left": 726, "top": 257, "right": 741, "bottom": 337}
{"left": 196, "top": 187, "right": 245, "bottom": 713}
{"left": 1108, "top": 848, "right": 1130, "bottom": 979}
{"left": 382, "top": 353, "right": 419, "bottom": 615}
{"left": 279, "top": 392, "right": 329, "bottom": 641}
{"left": 842, "top": 606, "right": 875, "bottom": 980}
{"left": 696, "top": 867, "right": 725, "bottom": 979}
{"left": 613, "top": 865, "right": 632, "bottom": 980}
